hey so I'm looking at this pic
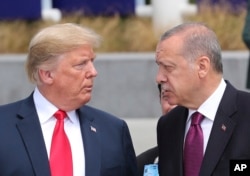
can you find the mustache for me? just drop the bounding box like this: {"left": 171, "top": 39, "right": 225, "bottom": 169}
{"left": 161, "top": 84, "right": 170, "bottom": 92}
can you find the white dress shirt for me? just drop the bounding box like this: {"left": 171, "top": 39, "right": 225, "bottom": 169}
{"left": 33, "top": 87, "right": 85, "bottom": 176}
{"left": 184, "top": 79, "right": 227, "bottom": 153}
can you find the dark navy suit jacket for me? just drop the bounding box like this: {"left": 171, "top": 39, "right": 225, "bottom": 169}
{"left": 157, "top": 82, "right": 250, "bottom": 176}
{"left": 0, "top": 93, "right": 137, "bottom": 176}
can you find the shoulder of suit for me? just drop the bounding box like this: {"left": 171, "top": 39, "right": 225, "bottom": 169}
{"left": 80, "top": 105, "right": 123, "bottom": 122}
{"left": 158, "top": 106, "right": 187, "bottom": 124}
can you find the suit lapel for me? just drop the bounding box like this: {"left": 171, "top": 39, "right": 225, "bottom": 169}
{"left": 16, "top": 95, "right": 51, "bottom": 176}
{"left": 78, "top": 107, "right": 101, "bottom": 176}
{"left": 175, "top": 108, "right": 188, "bottom": 175}
{"left": 200, "top": 83, "right": 237, "bottom": 176}
{"left": 158, "top": 106, "right": 188, "bottom": 176}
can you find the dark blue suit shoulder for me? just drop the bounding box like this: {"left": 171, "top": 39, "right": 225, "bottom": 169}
{"left": 79, "top": 105, "right": 125, "bottom": 125}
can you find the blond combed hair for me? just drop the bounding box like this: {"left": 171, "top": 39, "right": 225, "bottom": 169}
{"left": 26, "top": 23, "right": 101, "bottom": 84}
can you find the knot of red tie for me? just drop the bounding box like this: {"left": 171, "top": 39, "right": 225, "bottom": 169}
{"left": 54, "top": 110, "right": 67, "bottom": 120}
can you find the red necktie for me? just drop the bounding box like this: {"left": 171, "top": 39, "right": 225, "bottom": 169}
{"left": 184, "top": 112, "right": 204, "bottom": 176}
{"left": 50, "top": 110, "right": 73, "bottom": 176}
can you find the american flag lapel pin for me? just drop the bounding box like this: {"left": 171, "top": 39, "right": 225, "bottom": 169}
{"left": 221, "top": 124, "right": 226, "bottom": 131}
{"left": 90, "top": 126, "right": 97, "bottom": 133}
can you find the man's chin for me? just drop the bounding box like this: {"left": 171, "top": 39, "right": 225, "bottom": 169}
{"left": 79, "top": 95, "right": 92, "bottom": 105}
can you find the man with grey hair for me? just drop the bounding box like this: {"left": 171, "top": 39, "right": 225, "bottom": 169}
{"left": 0, "top": 23, "right": 137, "bottom": 176}
{"left": 156, "top": 22, "right": 250, "bottom": 176}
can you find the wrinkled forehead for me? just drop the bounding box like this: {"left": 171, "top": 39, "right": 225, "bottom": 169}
{"left": 156, "top": 36, "right": 184, "bottom": 60}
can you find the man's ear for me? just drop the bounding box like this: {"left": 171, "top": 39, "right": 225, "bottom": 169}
{"left": 197, "top": 56, "right": 210, "bottom": 78}
{"left": 38, "top": 69, "right": 54, "bottom": 84}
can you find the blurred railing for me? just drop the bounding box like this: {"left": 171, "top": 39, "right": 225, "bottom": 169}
{"left": 0, "top": 51, "right": 249, "bottom": 118}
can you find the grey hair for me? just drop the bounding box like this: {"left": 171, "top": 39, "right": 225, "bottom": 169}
{"left": 160, "top": 22, "right": 223, "bottom": 73}
{"left": 26, "top": 23, "right": 101, "bottom": 84}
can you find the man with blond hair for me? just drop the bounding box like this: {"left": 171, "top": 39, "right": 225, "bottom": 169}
{"left": 0, "top": 23, "right": 137, "bottom": 176}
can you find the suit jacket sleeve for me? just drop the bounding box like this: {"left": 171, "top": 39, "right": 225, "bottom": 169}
{"left": 122, "top": 121, "right": 138, "bottom": 176}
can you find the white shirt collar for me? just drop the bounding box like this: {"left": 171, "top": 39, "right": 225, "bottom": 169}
{"left": 33, "top": 87, "right": 78, "bottom": 124}
{"left": 188, "top": 78, "right": 226, "bottom": 121}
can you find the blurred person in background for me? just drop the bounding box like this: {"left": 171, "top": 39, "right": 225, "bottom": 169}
{"left": 156, "top": 22, "right": 250, "bottom": 176}
{"left": 158, "top": 84, "right": 176, "bottom": 115}
{"left": 136, "top": 84, "right": 176, "bottom": 176}
{"left": 0, "top": 23, "right": 137, "bottom": 176}
{"left": 243, "top": 0, "right": 250, "bottom": 89}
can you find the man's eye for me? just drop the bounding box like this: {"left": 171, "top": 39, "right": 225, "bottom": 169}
{"left": 164, "top": 65, "right": 174, "bottom": 72}
{"left": 74, "top": 62, "right": 86, "bottom": 70}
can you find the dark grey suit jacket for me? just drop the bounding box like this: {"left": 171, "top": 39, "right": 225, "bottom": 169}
{"left": 157, "top": 82, "right": 250, "bottom": 176}
{"left": 0, "top": 93, "right": 137, "bottom": 176}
